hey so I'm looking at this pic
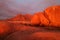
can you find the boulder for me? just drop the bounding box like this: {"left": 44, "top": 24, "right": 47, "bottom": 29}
{"left": 45, "top": 6, "right": 60, "bottom": 27}
{"left": 31, "top": 6, "right": 60, "bottom": 27}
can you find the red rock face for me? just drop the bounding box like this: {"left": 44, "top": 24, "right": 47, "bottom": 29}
{"left": 31, "top": 12, "right": 49, "bottom": 26}
{"left": 6, "top": 14, "right": 25, "bottom": 21}
{"left": 0, "top": 6, "right": 60, "bottom": 40}
{"left": 31, "top": 6, "right": 60, "bottom": 27}
{"left": 45, "top": 6, "right": 60, "bottom": 26}
{"left": 31, "top": 13, "right": 41, "bottom": 25}
{"left": 24, "top": 14, "right": 32, "bottom": 21}
{"left": 6, "top": 13, "right": 32, "bottom": 21}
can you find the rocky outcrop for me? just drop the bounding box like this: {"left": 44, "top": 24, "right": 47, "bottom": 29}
{"left": 45, "top": 6, "right": 60, "bottom": 27}
{"left": 6, "top": 14, "right": 25, "bottom": 21}
{"left": 31, "top": 12, "right": 49, "bottom": 26}
{"left": 24, "top": 14, "right": 32, "bottom": 21}
{"left": 31, "top": 6, "right": 60, "bottom": 27}
{"left": 0, "top": 6, "right": 60, "bottom": 40}
{"left": 6, "top": 13, "right": 32, "bottom": 21}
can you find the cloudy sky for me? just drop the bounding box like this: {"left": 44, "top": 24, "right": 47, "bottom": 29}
{"left": 0, "top": 0, "right": 60, "bottom": 19}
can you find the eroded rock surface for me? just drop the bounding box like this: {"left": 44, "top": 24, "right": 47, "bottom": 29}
{"left": 31, "top": 6, "right": 60, "bottom": 27}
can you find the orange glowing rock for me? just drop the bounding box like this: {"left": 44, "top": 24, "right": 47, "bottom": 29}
{"left": 45, "top": 6, "right": 60, "bottom": 26}
{"left": 7, "top": 14, "right": 25, "bottom": 21}
{"left": 24, "top": 13, "right": 32, "bottom": 21}
{"left": 31, "top": 13, "right": 40, "bottom": 25}
{"left": 6, "top": 13, "right": 32, "bottom": 22}
{"left": 31, "top": 6, "right": 60, "bottom": 27}
{"left": 31, "top": 12, "right": 49, "bottom": 26}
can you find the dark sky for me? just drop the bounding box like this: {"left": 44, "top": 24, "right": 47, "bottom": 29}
{"left": 0, "top": 0, "right": 60, "bottom": 19}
